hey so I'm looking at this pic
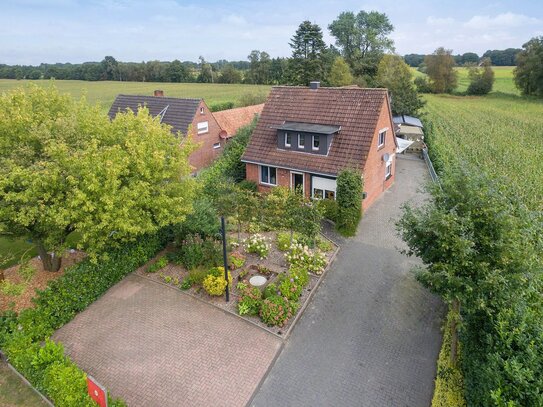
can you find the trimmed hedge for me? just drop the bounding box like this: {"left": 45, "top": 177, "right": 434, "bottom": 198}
{"left": 335, "top": 169, "right": 363, "bottom": 236}
{"left": 0, "top": 230, "right": 169, "bottom": 407}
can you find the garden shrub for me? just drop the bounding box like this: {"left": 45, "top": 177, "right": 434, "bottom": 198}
{"left": 278, "top": 275, "right": 303, "bottom": 302}
{"left": 202, "top": 267, "right": 232, "bottom": 296}
{"left": 316, "top": 236, "right": 333, "bottom": 253}
{"left": 0, "top": 280, "right": 25, "bottom": 296}
{"left": 174, "top": 197, "right": 220, "bottom": 241}
{"left": 177, "top": 235, "right": 222, "bottom": 270}
{"left": 244, "top": 234, "right": 270, "bottom": 258}
{"left": 286, "top": 243, "right": 327, "bottom": 275}
{"left": 209, "top": 101, "right": 235, "bottom": 112}
{"left": 260, "top": 295, "right": 298, "bottom": 327}
{"left": 0, "top": 230, "right": 168, "bottom": 406}
{"left": 316, "top": 198, "right": 339, "bottom": 223}
{"left": 229, "top": 251, "right": 246, "bottom": 269}
{"left": 263, "top": 283, "right": 279, "bottom": 299}
{"left": 276, "top": 231, "right": 300, "bottom": 251}
{"left": 237, "top": 282, "right": 262, "bottom": 316}
{"left": 288, "top": 264, "right": 310, "bottom": 287}
{"left": 336, "top": 169, "right": 363, "bottom": 237}
{"left": 146, "top": 256, "right": 168, "bottom": 273}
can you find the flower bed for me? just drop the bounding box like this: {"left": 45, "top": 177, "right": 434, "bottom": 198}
{"left": 137, "top": 231, "right": 338, "bottom": 336}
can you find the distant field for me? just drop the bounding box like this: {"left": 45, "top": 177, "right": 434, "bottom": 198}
{"left": 0, "top": 80, "right": 272, "bottom": 112}
{"left": 423, "top": 66, "right": 543, "bottom": 211}
{"left": 454, "top": 66, "right": 518, "bottom": 94}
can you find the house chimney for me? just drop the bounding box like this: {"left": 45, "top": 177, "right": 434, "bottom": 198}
{"left": 309, "top": 81, "right": 320, "bottom": 90}
{"left": 154, "top": 90, "right": 164, "bottom": 97}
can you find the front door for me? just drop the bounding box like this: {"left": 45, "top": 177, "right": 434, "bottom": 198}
{"left": 291, "top": 172, "right": 304, "bottom": 194}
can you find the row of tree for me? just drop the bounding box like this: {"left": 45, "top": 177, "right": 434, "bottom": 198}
{"left": 404, "top": 48, "right": 521, "bottom": 68}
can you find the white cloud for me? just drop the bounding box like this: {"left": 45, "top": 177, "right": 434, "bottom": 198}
{"left": 426, "top": 16, "right": 455, "bottom": 26}
{"left": 221, "top": 14, "right": 248, "bottom": 26}
{"left": 464, "top": 12, "right": 541, "bottom": 30}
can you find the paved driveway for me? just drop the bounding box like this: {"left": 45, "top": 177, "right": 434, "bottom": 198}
{"left": 53, "top": 274, "right": 281, "bottom": 407}
{"left": 251, "top": 156, "right": 445, "bottom": 407}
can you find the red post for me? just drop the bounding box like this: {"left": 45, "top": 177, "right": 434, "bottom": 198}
{"left": 87, "top": 375, "right": 108, "bottom": 407}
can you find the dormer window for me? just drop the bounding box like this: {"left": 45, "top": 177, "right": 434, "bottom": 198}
{"left": 285, "top": 132, "right": 291, "bottom": 147}
{"left": 312, "top": 135, "right": 320, "bottom": 151}
{"left": 298, "top": 134, "right": 305, "bottom": 148}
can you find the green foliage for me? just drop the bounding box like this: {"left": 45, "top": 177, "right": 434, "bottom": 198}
{"left": 328, "top": 57, "right": 353, "bottom": 86}
{"left": 237, "top": 282, "right": 262, "bottom": 316}
{"left": 218, "top": 64, "right": 242, "bottom": 84}
{"left": 514, "top": 36, "right": 543, "bottom": 97}
{"left": 244, "top": 234, "right": 270, "bottom": 258}
{"left": 316, "top": 198, "right": 339, "bottom": 223}
{"left": 278, "top": 275, "right": 303, "bottom": 301}
{"left": 146, "top": 256, "right": 168, "bottom": 273}
{"left": 288, "top": 264, "right": 310, "bottom": 287}
{"left": 238, "top": 91, "right": 268, "bottom": 107}
{"left": 176, "top": 235, "right": 222, "bottom": 270}
{"left": 260, "top": 295, "right": 298, "bottom": 327}
{"left": 202, "top": 267, "right": 232, "bottom": 296}
{"left": 174, "top": 197, "right": 220, "bottom": 241}
{"left": 288, "top": 21, "right": 328, "bottom": 85}
{"left": 425, "top": 47, "right": 458, "bottom": 93}
{"left": 209, "top": 101, "right": 235, "bottom": 112}
{"left": 432, "top": 312, "right": 467, "bottom": 407}
{"left": 336, "top": 169, "right": 363, "bottom": 236}
{"left": 17, "top": 258, "right": 36, "bottom": 283}
{"left": 466, "top": 59, "right": 495, "bottom": 95}
{"left": 0, "top": 85, "right": 195, "bottom": 271}
{"left": 0, "top": 230, "right": 167, "bottom": 406}
{"left": 276, "top": 231, "right": 296, "bottom": 251}
{"left": 0, "top": 280, "right": 25, "bottom": 296}
{"left": 376, "top": 54, "right": 425, "bottom": 116}
{"left": 285, "top": 242, "right": 327, "bottom": 275}
{"left": 329, "top": 10, "right": 394, "bottom": 77}
{"left": 229, "top": 251, "right": 246, "bottom": 269}
{"left": 263, "top": 283, "right": 279, "bottom": 299}
{"left": 414, "top": 76, "right": 432, "bottom": 93}
{"left": 316, "top": 237, "right": 333, "bottom": 253}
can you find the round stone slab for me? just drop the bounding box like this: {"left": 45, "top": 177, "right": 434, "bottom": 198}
{"left": 249, "top": 275, "right": 267, "bottom": 287}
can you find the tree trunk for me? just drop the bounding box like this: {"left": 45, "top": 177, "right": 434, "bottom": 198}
{"left": 36, "top": 242, "right": 62, "bottom": 272}
{"left": 0, "top": 269, "right": 4, "bottom": 282}
{"left": 449, "top": 299, "right": 460, "bottom": 366}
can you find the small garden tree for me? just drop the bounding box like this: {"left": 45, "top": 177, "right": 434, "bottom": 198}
{"left": 0, "top": 85, "right": 196, "bottom": 271}
{"left": 336, "top": 169, "right": 363, "bottom": 236}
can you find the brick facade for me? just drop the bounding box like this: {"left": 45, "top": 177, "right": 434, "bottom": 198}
{"left": 188, "top": 101, "right": 224, "bottom": 173}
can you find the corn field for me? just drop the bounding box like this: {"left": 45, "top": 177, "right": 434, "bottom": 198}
{"left": 424, "top": 93, "right": 543, "bottom": 211}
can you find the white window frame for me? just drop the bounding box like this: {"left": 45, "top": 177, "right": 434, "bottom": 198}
{"left": 285, "top": 132, "right": 291, "bottom": 147}
{"left": 290, "top": 171, "right": 304, "bottom": 193}
{"left": 200, "top": 107, "right": 204, "bottom": 114}
{"left": 213, "top": 142, "right": 221, "bottom": 149}
{"left": 298, "top": 133, "right": 305, "bottom": 149}
{"left": 197, "top": 121, "right": 209, "bottom": 134}
{"left": 312, "top": 135, "right": 320, "bottom": 151}
{"left": 312, "top": 176, "right": 337, "bottom": 200}
{"left": 385, "top": 160, "right": 392, "bottom": 180}
{"left": 378, "top": 128, "right": 387, "bottom": 148}
{"left": 260, "top": 165, "right": 277, "bottom": 186}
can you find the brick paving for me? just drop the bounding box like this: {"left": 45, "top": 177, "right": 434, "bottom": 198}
{"left": 53, "top": 274, "right": 281, "bottom": 407}
{"left": 251, "top": 156, "right": 446, "bottom": 407}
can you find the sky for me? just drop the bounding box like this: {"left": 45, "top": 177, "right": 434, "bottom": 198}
{"left": 1, "top": 0, "right": 542, "bottom": 65}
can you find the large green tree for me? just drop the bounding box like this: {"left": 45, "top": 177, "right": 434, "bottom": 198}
{"left": 288, "top": 21, "right": 327, "bottom": 85}
{"left": 0, "top": 85, "right": 196, "bottom": 271}
{"left": 246, "top": 50, "right": 272, "bottom": 85}
{"left": 425, "top": 47, "right": 458, "bottom": 93}
{"left": 166, "top": 59, "right": 190, "bottom": 83}
{"left": 329, "top": 10, "right": 394, "bottom": 77}
{"left": 328, "top": 57, "right": 354, "bottom": 86}
{"left": 466, "top": 58, "right": 494, "bottom": 95}
{"left": 376, "top": 54, "right": 425, "bottom": 115}
{"left": 514, "top": 36, "right": 543, "bottom": 97}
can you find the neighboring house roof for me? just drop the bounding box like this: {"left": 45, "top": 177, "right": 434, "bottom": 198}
{"left": 397, "top": 124, "right": 424, "bottom": 137}
{"left": 213, "top": 104, "right": 264, "bottom": 138}
{"left": 241, "top": 86, "right": 392, "bottom": 176}
{"left": 272, "top": 122, "right": 341, "bottom": 135}
{"left": 108, "top": 94, "right": 201, "bottom": 135}
{"left": 393, "top": 115, "right": 423, "bottom": 128}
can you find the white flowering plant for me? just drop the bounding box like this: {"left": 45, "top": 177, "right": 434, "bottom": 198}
{"left": 244, "top": 234, "right": 270, "bottom": 258}
{"left": 285, "top": 242, "right": 327, "bottom": 275}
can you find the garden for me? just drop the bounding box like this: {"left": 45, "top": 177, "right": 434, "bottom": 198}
{"left": 137, "top": 229, "right": 337, "bottom": 336}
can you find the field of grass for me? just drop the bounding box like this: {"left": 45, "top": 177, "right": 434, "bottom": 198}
{"left": 0, "top": 362, "right": 48, "bottom": 406}
{"left": 0, "top": 79, "right": 272, "bottom": 113}
{"left": 454, "top": 66, "right": 518, "bottom": 94}
{"left": 423, "top": 66, "right": 543, "bottom": 211}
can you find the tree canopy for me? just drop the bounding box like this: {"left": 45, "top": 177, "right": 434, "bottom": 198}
{"left": 425, "top": 47, "right": 458, "bottom": 93}
{"left": 288, "top": 21, "right": 328, "bottom": 85}
{"left": 514, "top": 36, "right": 543, "bottom": 97}
{"left": 466, "top": 58, "right": 494, "bottom": 95}
{"left": 0, "top": 85, "right": 196, "bottom": 271}
{"left": 328, "top": 57, "right": 353, "bottom": 86}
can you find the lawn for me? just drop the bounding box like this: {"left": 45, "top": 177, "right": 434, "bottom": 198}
{"left": 0, "top": 79, "right": 272, "bottom": 113}
{"left": 0, "top": 361, "right": 48, "bottom": 407}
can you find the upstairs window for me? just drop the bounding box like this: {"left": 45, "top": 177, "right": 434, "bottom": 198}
{"left": 260, "top": 165, "right": 277, "bottom": 186}
{"left": 298, "top": 134, "right": 305, "bottom": 149}
{"left": 285, "top": 132, "right": 291, "bottom": 147}
{"left": 200, "top": 107, "right": 204, "bottom": 114}
{"left": 197, "top": 121, "right": 209, "bottom": 134}
{"left": 378, "top": 129, "right": 386, "bottom": 148}
{"left": 312, "top": 135, "right": 320, "bottom": 151}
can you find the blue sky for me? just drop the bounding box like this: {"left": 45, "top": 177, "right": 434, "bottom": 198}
{"left": 1, "top": 0, "right": 542, "bottom": 64}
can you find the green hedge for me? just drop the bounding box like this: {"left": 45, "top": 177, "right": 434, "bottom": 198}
{"left": 0, "top": 230, "right": 169, "bottom": 406}
{"left": 335, "top": 169, "right": 363, "bottom": 236}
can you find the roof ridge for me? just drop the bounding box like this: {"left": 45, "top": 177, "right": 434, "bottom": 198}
{"left": 116, "top": 94, "right": 202, "bottom": 101}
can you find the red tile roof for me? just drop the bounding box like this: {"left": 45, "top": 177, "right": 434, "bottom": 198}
{"left": 241, "top": 86, "right": 390, "bottom": 176}
{"left": 213, "top": 104, "right": 264, "bottom": 137}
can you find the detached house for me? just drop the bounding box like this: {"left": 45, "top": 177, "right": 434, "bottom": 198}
{"left": 241, "top": 82, "right": 397, "bottom": 210}
{"left": 108, "top": 90, "right": 223, "bottom": 172}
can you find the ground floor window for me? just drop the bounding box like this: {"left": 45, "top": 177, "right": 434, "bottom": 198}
{"left": 385, "top": 161, "right": 392, "bottom": 180}
{"left": 312, "top": 175, "right": 337, "bottom": 200}
{"left": 260, "top": 165, "right": 277, "bottom": 185}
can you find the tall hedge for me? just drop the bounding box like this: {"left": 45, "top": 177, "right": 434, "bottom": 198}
{"left": 336, "top": 169, "right": 363, "bottom": 236}
{"left": 0, "top": 230, "right": 170, "bottom": 406}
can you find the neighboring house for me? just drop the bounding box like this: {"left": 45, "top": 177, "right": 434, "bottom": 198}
{"left": 241, "top": 82, "right": 397, "bottom": 210}
{"left": 213, "top": 104, "right": 264, "bottom": 139}
{"left": 392, "top": 114, "right": 423, "bottom": 128}
{"left": 393, "top": 115, "right": 424, "bottom": 153}
{"left": 108, "top": 90, "right": 223, "bottom": 173}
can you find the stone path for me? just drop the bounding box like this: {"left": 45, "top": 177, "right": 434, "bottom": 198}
{"left": 53, "top": 274, "right": 281, "bottom": 407}
{"left": 250, "top": 156, "right": 445, "bottom": 407}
